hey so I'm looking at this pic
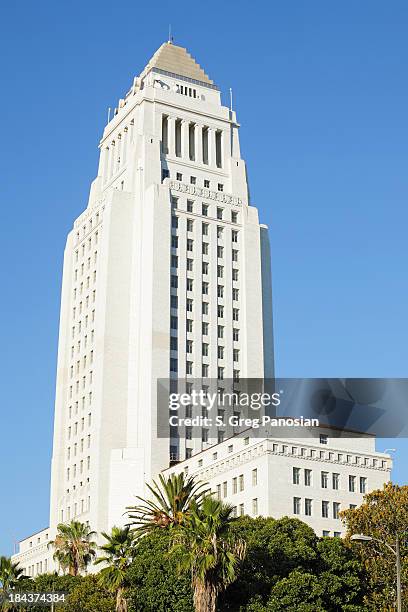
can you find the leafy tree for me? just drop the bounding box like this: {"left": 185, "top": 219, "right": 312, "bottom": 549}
{"left": 49, "top": 520, "right": 97, "bottom": 575}
{"left": 221, "top": 517, "right": 366, "bottom": 611}
{"left": 126, "top": 530, "right": 194, "bottom": 612}
{"left": 65, "top": 575, "right": 115, "bottom": 612}
{"left": 173, "top": 496, "right": 246, "bottom": 612}
{"left": 341, "top": 482, "right": 408, "bottom": 610}
{"left": 95, "top": 525, "right": 135, "bottom": 612}
{"left": 221, "top": 516, "right": 318, "bottom": 608}
{"left": 127, "top": 473, "right": 207, "bottom": 534}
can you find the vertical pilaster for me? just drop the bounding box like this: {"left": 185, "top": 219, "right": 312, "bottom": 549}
{"left": 195, "top": 124, "right": 203, "bottom": 164}
{"left": 209, "top": 127, "right": 217, "bottom": 168}
{"left": 181, "top": 120, "right": 189, "bottom": 160}
{"left": 167, "top": 116, "right": 176, "bottom": 157}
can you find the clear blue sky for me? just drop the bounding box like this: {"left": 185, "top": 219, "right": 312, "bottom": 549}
{"left": 0, "top": 1, "right": 407, "bottom": 556}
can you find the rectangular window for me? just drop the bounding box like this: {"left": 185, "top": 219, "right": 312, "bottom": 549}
{"left": 202, "top": 322, "right": 209, "bottom": 335}
{"left": 305, "top": 498, "right": 312, "bottom": 516}
{"left": 349, "top": 476, "right": 356, "bottom": 492}
{"left": 186, "top": 278, "right": 193, "bottom": 292}
{"left": 204, "top": 179, "right": 210, "bottom": 188}
{"left": 304, "top": 469, "right": 312, "bottom": 486}
{"left": 233, "top": 477, "right": 237, "bottom": 494}
{"left": 218, "top": 325, "right": 224, "bottom": 339}
{"left": 202, "top": 223, "right": 209, "bottom": 236}
{"left": 217, "top": 207, "right": 223, "bottom": 220}
{"left": 187, "top": 239, "right": 193, "bottom": 251}
{"left": 321, "top": 471, "right": 328, "bottom": 489}
{"left": 232, "top": 229, "right": 238, "bottom": 243}
{"left": 231, "top": 211, "right": 238, "bottom": 223}
{"left": 322, "top": 500, "right": 329, "bottom": 518}
{"left": 333, "top": 502, "right": 340, "bottom": 519}
{"left": 293, "top": 467, "right": 300, "bottom": 485}
{"left": 252, "top": 498, "right": 258, "bottom": 515}
{"left": 217, "top": 285, "right": 224, "bottom": 298}
{"left": 233, "top": 328, "right": 239, "bottom": 341}
{"left": 217, "top": 345, "right": 224, "bottom": 359}
{"left": 359, "top": 477, "right": 367, "bottom": 494}
{"left": 202, "top": 262, "right": 209, "bottom": 275}
{"left": 202, "top": 204, "right": 208, "bottom": 216}
{"left": 202, "top": 302, "right": 209, "bottom": 315}
{"left": 320, "top": 434, "right": 328, "bottom": 445}
{"left": 187, "top": 199, "right": 194, "bottom": 212}
{"left": 202, "top": 429, "right": 209, "bottom": 442}
{"left": 187, "top": 258, "right": 193, "bottom": 272}
{"left": 202, "top": 242, "right": 209, "bottom": 255}
{"left": 186, "top": 319, "right": 193, "bottom": 332}
{"left": 232, "top": 269, "right": 239, "bottom": 281}
{"left": 202, "top": 343, "right": 209, "bottom": 357}
{"left": 233, "top": 308, "right": 239, "bottom": 321}
{"left": 252, "top": 468, "right": 258, "bottom": 486}
{"left": 218, "top": 305, "right": 224, "bottom": 318}
{"left": 293, "top": 497, "right": 301, "bottom": 515}
{"left": 239, "top": 474, "right": 244, "bottom": 491}
{"left": 202, "top": 282, "right": 209, "bottom": 295}
{"left": 187, "top": 219, "right": 194, "bottom": 232}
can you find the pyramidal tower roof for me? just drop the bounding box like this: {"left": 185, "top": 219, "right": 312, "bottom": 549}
{"left": 140, "top": 41, "right": 215, "bottom": 87}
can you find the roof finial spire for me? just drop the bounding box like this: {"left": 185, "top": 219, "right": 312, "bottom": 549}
{"left": 168, "top": 24, "right": 174, "bottom": 44}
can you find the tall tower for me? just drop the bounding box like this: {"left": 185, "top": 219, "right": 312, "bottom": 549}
{"left": 13, "top": 42, "right": 274, "bottom": 574}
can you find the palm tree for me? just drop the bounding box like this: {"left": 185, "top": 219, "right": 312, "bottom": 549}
{"left": 0, "top": 557, "right": 27, "bottom": 612}
{"left": 126, "top": 472, "right": 208, "bottom": 534}
{"left": 173, "top": 496, "right": 246, "bottom": 612}
{"left": 0, "top": 556, "right": 27, "bottom": 590}
{"left": 49, "top": 520, "right": 96, "bottom": 576}
{"left": 95, "top": 526, "right": 134, "bottom": 612}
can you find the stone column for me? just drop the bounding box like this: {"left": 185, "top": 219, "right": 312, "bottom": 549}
{"left": 209, "top": 127, "right": 217, "bottom": 168}
{"left": 195, "top": 123, "right": 203, "bottom": 164}
{"left": 167, "top": 116, "right": 176, "bottom": 157}
{"left": 181, "top": 120, "right": 190, "bottom": 160}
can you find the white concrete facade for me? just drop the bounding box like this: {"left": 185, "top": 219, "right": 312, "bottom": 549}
{"left": 12, "top": 42, "right": 390, "bottom": 575}
{"left": 164, "top": 428, "right": 391, "bottom": 537}
{"left": 13, "top": 42, "right": 273, "bottom": 574}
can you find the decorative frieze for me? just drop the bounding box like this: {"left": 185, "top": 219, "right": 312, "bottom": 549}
{"left": 168, "top": 179, "right": 243, "bottom": 207}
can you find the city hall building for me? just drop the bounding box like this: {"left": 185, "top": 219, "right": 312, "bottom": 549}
{"left": 12, "top": 41, "right": 391, "bottom": 576}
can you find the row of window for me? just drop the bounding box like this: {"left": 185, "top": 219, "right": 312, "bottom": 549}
{"left": 171, "top": 360, "right": 240, "bottom": 380}
{"left": 67, "top": 436, "right": 91, "bottom": 458}
{"left": 293, "top": 468, "right": 367, "bottom": 493}
{"left": 66, "top": 457, "right": 91, "bottom": 480}
{"left": 232, "top": 499, "right": 258, "bottom": 517}
{"left": 172, "top": 202, "right": 239, "bottom": 225}
{"left": 67, "top": 413, "right": 92, "bottom": 439}
{"left": 71, "top": 310, "right": 96, "bottom": 339}
{"left": 74, "top": 253, "right": 98, "bottom": 280}
{"left": 172, "top": 241, "right": 239, "bottom": 262}
{"left": 70, "top": 352, "right": 94, "bottom": 377}
{"left": 75, "top": 211, "right": 103, "bottom": 245}
{"left": 70, "top": 333, "right": 95, "bottom": 358}
{"left": 293, "top": 497, "right": 344, "bottom": 519}
{"left": 61, "top": 498, "right": 91, "bottom": 523}
{"left": 103, "top": 122, "right": 134, "bottom": 182}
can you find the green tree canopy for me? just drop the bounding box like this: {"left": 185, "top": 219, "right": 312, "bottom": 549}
{"left": 341, "top": 482, "right": 408, "bottom": 610}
